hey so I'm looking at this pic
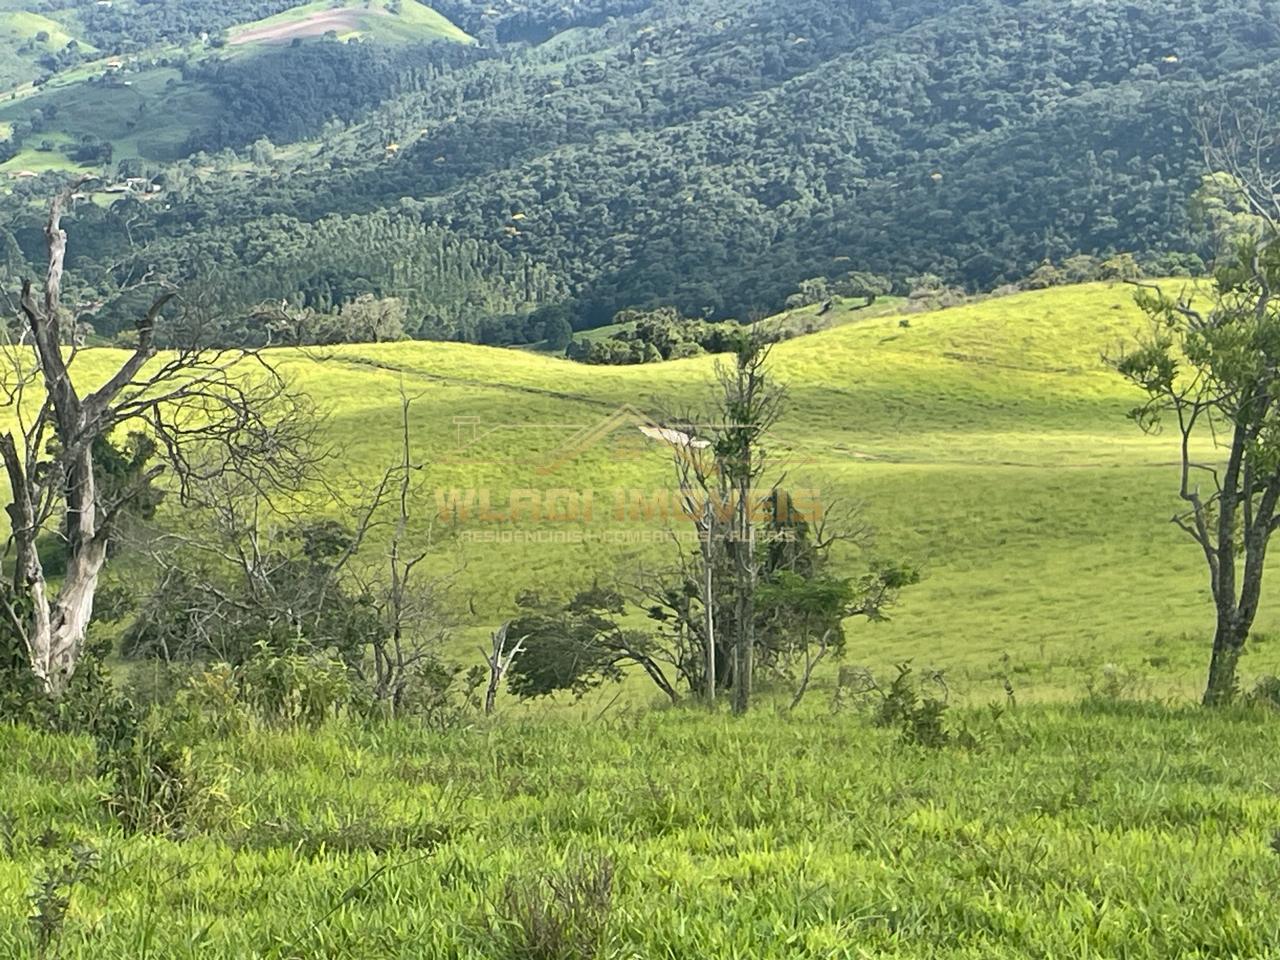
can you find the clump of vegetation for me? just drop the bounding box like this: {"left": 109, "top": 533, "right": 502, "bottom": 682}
{"left": 504, "top": 339, "right": 916, "bottom": 713}
{"left": 230, "top": 814, "right": 453, "bottom": 858}
{"left": 1082, "top": 663, "right": 1151, "bottom": 704}
{"left": 96, "top": 704, "right": 232, "bottom": 836}
{"left": 1246, "top": 675, "right": 1280, "bottom": 711}
{"left": 567, "top": 307, "right": 752, "bottom": 365}
{"left": 233, "top": 641, "right": 356, "bottom": 730}
{"left": 27, "top": 841, "right": 99, "bottom": 959}
{"left": 843, "top": 662, "right": 955, "bottom": 748}
{"left": 493, "top": 856, "right": 616, "bottom": 960}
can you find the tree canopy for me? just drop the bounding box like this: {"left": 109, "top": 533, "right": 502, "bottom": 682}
{"left": 3, "top": 0, "right": 1279, "bottom": 342}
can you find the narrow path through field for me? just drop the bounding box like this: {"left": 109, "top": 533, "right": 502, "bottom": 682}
{"left": 325, "top": 355, "right": 1189, "bottom": 470}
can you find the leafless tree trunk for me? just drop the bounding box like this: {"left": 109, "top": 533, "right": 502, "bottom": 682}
{"left": 789, "top": 629, "right": 833, "bottom": 711}
{"left": 665, "top": 417, "right": 721, "bottom": 703}
{"left": 702, "top": 540, "right": 714, "bottom": 702}
{"left": 1, "top": 182, "right": 309, "bottom": 697}
{"left": 373, "top": 387, "right": 436, "bottom": 709}
{"left": 482, "top": 621, "right": 525, "bottom": 715}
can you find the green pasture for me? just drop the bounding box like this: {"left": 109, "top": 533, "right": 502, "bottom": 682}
{"left": 3, "top": 281, "right": 1280, "bottom": 960}
{"left": 55, "top": 279, "right": 1267, "bottom": 700}
{"left": 288, "top": 281, "right": 1251, "bottom": 699}
{"left": 226, "top": 0, "right": 474, "bottom": 46}
{"left": 1, "top": 701, "right": 1279, "bottom": 958}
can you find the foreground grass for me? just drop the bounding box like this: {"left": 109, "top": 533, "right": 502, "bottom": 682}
{"left": 0, "top": 701, "right": 1278, "bottom": 958}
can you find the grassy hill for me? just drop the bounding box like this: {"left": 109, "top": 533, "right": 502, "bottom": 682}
{"left": 0, "top": 7, "right": 96, "bottom": 91}
{"left": 228, "top": 0, "right": 472, "bottom": 46}
{"left": 0, "top": 0, "right": 471, "bottom": 176}
{"left": 0, "top": 64, "right": 224, "bottom": 173}
{"left": 67, "top": 279, "right": 1277, "bottom": 701}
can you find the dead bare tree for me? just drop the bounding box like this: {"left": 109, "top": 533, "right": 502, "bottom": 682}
{"left": 1195, "top": 102, "right": 1280, "bottom": 232}
{"left": 482, "top": 621, "right": 526, "bottom": 716}
{"left": 0, "top": 182, "right": 314, "bottom": 697}
{"left": 367, "top": 387, "right": 456, "bottom": 710}
{"left": 656, "top": 414, "right": 721, "bottom": 703}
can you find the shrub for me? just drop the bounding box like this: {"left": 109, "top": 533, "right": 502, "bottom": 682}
{"left": 27, "top": 841, "right": 99, "bottom": 958}
{"left": 873, "top": 663, "right": 952, "bottom": 748}
{"left": 96, "top": 705, "right": 231, "bottom": 836}
{"left": 0, "top": 632, "right": 132, "bottom": 739}
{"left": 389, "top": 658, "right": 483, "bottom": 732}
{"left": 1098, "top": 252, "right": 1144, "bottom": 281}
{"left": 841, "top": 662, "right": 954, "bottom": 748}
{"left": 178, "top": 663, "right": 251, "bottom": 737}
{"left": 1246, "top": 675, "right": 1280, "bottom": 711}
{"left": 1082, "top": 663, "right": 1150, "bottom": 703}
{"left": 236, "top": 640, "right": 355, "bottom": 729}
{"left": 1021, "top": 260, "right": 1066, "bottom": 289}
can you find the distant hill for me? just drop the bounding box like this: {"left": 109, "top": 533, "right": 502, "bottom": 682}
{"left": 0, "top": 0, "right": 1273, "bottom": 344}
{"left": 0, "top": 10, "right": 95, "bottom": 89}
{"left": 0, "top": 0, "right": 472, "bottom": 171}
{"left": 227, "top": 0, "right": 472, "bottom": 47}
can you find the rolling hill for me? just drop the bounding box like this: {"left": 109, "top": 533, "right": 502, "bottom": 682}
{"left": 0, "top": 6, "right": 96, "bottom": 91}
{"left": 1, "top": 0, "right": 1274, "bottom": 346}
{"left": 6, "top": 278, "right": 1280, "bottom": 960}
{"left": 228, "top": 0, "right": 472, "bottom": 46}
{"left": 0, "top": 0, "right": 472, "bottom": 175}
{"left": 68, "top": 279, "right": 1280, "bottom": 701}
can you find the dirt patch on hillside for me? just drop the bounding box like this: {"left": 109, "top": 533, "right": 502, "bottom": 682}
{"left": 230, "top": 8, "right": 379, "bottom": 45}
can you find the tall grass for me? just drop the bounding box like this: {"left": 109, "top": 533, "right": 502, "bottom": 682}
{"left": 0, "top": 699, "right": 1277, "bottom": 957}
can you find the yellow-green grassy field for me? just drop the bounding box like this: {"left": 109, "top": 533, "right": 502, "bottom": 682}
{"left": 64, "top": 279, "right": 1270, "bottom": 701}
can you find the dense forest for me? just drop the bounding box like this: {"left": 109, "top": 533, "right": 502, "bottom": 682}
{"left": 180, "top": 42, "right": 480, "bottom": 153}
{"left": 3, "top": 0, "right": 1280, "bottom": 340}
{"left": 76, "top": 1, "right": 303, "bottom": 51}
{"left": 430, "top": 0, "right": 655, "bottom": 43}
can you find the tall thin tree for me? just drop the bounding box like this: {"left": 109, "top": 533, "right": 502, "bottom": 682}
{"left": 714, "top": 335, "right": 785, "bottom": 714}
{"left": 1114, "top": 104, "right": 1280, "bottom": 705}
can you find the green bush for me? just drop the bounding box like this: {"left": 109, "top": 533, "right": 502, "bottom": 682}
{"left": 96, "top": 705, "right": 231, "bottom": 836}
{"left": 494, "top": 856, "right": 615, "bottom": 960}
{"left": 841, "top": 662, "right": 955, "bottom": 748}
{"left": 178, "top": 663, "right": 252, "bottom": 737}
{"left": 0, "top": 633, "right": 132, "bottom": 739}
{"left": 1082, "top": 663, "right": 1150, "bottom": 703}
{"left": 235, "top": 641, "right": 356, "bottom": 729}
{"left": 1246, "top": 675, "right": 1280, "bottom": 710}
{"left": 26, "top": 841, "right": 99, "bottom": 958}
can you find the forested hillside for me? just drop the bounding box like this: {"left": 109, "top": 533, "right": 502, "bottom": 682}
{"left": 0, "top": 0, "right": 1278, "bottom": 340}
